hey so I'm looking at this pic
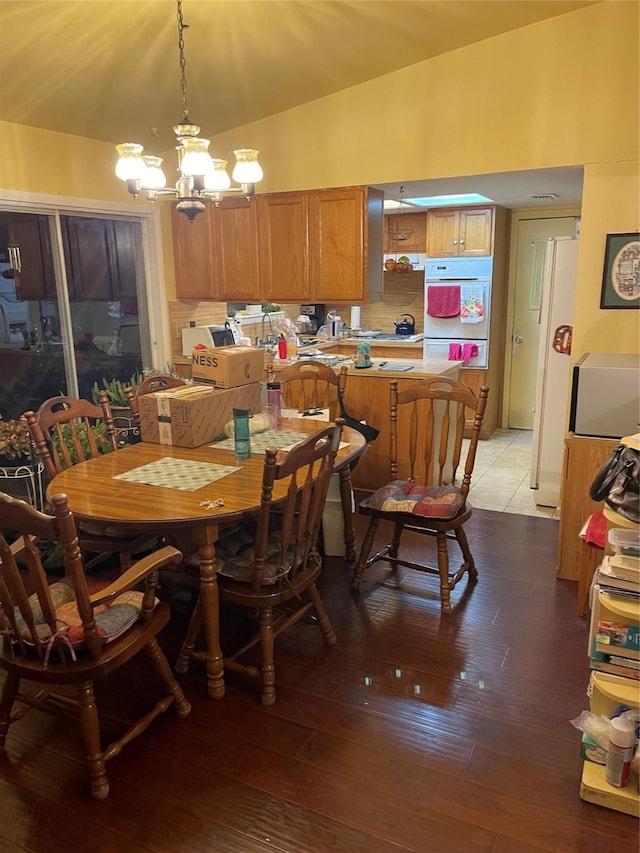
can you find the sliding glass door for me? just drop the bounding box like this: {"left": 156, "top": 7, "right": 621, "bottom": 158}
{"left": 0, "top": 209, "right": 150, "bottom": 420}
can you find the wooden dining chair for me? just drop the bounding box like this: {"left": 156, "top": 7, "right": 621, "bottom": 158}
{"left": 176, "top": 422, "right": 343, "bottom": 706}
{"left": 0, "top": 491, "right": 191, "bottom": 799}
{"left": 125, "top": 375, "right": 187, "bottom": 425}
{"left": 351, "top": 377, "right": 489, "bottom": 613}
{"left": 24, "top": 395, "right": 150, "bottom": 570}
{"left": 266, "top": 362, "right": 358, "bottom": 561}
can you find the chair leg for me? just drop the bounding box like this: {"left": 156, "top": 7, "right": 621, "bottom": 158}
{"left": 0, "top": 672, "right": 19, "bottom": 753}
{"left": 307, "top": 582, "right": 337, "bottom": 646}
{"left": 77, "top": 680, "right": 109, "bottom": 800}
{"left": 338, "top": 467, "right": 356, "bottom": 563}
{"left": 455, "top": 525, "right": 478, "bottom": 581}
{"left": 145, "top": 638, "right": 192, "bottom": 718}
{"left": 436, "top": 532, "right": 452, "bottom": 615}
{"left": 176, "top": 598, "right": 203, "bottom": 675}
{"left": 351, "top": 517, "right": 380, "bottom": 591}
{"left": 259, "top": 606, "right": 276, "bottom": 707}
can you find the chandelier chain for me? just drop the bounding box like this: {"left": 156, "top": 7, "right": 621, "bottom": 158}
{"left": 177, "top": 0, "right": 189, "bottom": 121}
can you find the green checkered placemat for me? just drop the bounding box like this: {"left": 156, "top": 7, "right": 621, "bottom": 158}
{"left": 115, "top": 457, "right": 241, "bottom": 491}
{"left": 211, "top": 429, "right": 310, "bottom": 454}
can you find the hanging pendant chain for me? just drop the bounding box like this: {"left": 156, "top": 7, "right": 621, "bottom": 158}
{"left": 177, "top": 0, "right": 189, "bottom": 121}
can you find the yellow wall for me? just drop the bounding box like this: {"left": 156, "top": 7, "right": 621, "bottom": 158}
{"left": 1, "top": 2, "right": 638, "bottom": 353}
{"left": 0, "top": 122, "right": 123, "bottom": 201}
{"left": 573, "top": 161, "right": 640, "bottom": 358}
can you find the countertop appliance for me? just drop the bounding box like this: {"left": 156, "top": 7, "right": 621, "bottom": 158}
{"left": 530, "top": 237, "right": 579, "bottom": 507}
{"left": 181, "top": 321, "right": 240, "bottom": 356}
{"left": 569, "top": 352, "right": 640, "bottom": 439}
{"left": 300, "top": 304, "right": 325, "bottom": 335}
{"left": 423, "top": 256, "right": 493, "bottom": 368}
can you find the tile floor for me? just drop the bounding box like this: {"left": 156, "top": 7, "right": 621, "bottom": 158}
{"left": 464, "top": 428, "right": 561, "bottom": 519}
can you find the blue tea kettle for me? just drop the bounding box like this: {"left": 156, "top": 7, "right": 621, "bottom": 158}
{"left": 394, "top": 314, "right": 416, "bottom": 336}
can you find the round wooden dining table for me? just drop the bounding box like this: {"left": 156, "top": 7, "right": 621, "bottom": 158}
{"left": 47, "top": 418, "right": 366, "bottom": 699}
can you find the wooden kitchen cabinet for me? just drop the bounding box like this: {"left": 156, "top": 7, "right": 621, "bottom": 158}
{"left": 309, "top": 186, "right": 383, "bottom": 303}
{"left": 426, "top": 206, "right": 493, "bottom": 257}
{"left": 171, "top": 203, "right": 216, "bottom": 300}
{"left": 170, "top": 185, "right": 383, "bottom": 304}
{"left": 257, "top": 192, "right": 310, "bottom": 302}
{"left": 211, "top": 197, "right": 261, "bottom": 302}
{"left": 383, "top": 211, "right": 427, "bottom": 254}
{"left": 61, "top": 216, "right": 140, "bottom": 301}
{"left": 2, "top": 212, "right": 57, "bottom": 300}
{"left": 556, "top": 434, "right": 618, "bottom": 594}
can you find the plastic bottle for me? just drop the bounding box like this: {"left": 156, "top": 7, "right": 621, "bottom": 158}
{"left": 605, "top": 716, "right": 637, "bottom": 788}
{"left": 266, "top": 381, "right": 282, "bottom": 428}
{"left": 286, "top": 330, "right": 298, "bottom": 359}
{"left": 232, "top": 408, "right": 251, "bottom": 460}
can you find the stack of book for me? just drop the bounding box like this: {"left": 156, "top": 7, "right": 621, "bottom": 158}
{"left": 589, "top": 541, "right": 640, "bottom": 681}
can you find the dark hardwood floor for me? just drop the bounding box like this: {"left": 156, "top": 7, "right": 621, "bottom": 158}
{"left": 1, "top": 509, "right": 638, "bottom": 852}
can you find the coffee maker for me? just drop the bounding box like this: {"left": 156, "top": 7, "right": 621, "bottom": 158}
{"left": 300, "top": 304, "right": 325, "bottom": 335}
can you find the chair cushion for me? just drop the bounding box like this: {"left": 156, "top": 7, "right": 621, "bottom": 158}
{"left": 216, "top": 533, "right": 295, "bottom": 585}
{"left": 364, "top": 480, "right": 465, "bottom": 519}
{"left": 12, "top": 582, "right": 152, "bottom": 649}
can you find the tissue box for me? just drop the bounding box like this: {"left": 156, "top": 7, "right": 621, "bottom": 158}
{"left": 191, "top": 345, "right": 265, "bottom": 388}
{"left": 138, "top": 383, "right": 261, "bottom": 447}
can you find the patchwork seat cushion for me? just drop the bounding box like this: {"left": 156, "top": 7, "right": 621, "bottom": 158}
{"left": 364, "top": 480, "right": 465, "bottom": 519}
{"left": 213, "top": 523, "right": 307, "bottom": 585}
{"left": 12, "top": 581, "right": 153, "bottom": 649}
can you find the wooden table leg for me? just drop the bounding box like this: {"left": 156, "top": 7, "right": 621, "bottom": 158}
{"left": 338, "top": 466, "right": 356, "bottom": 563}
{"left": 192, "top": 524, "right": 225, "bottom": 700}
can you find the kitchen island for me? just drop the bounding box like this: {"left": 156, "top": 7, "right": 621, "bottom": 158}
{"left": 269, "top": 355, "right": 463, "bottom": 493}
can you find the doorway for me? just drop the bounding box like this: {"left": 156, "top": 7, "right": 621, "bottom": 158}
{"left": 505, "top": 213, "right": 580, "bottom": 430}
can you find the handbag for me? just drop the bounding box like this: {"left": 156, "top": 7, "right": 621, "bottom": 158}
{"left": 337, "top": 388, "right": 380, "bottom": 445}
{"left": 589, "top": 442, "right": 640, "bottom": 524}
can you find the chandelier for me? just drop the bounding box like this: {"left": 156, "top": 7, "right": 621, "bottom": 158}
{"left": 114, "top": 0, "right": 263, "bottom": 222}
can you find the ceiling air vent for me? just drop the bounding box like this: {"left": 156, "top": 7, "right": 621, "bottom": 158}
{"left": 531, "top": 193, "right": 559, "bottom": 200}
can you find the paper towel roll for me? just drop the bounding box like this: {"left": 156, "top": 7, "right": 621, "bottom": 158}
{"left": 350, "top": 306, "right": 361, "bottom": 330}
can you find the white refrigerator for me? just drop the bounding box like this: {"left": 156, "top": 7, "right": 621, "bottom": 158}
{"left": 530, "top": 237, "right": 580, "bottom": 507}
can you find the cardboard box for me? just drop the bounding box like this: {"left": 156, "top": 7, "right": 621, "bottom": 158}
{"left": 138, "top": 383, "right": 261, "bottom": 447}
{"left": 191, "top": 345, "right": 265, "bottom": 389}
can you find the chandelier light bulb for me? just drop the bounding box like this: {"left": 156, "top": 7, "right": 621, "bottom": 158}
{"left": 180, "top": 137, "right": 213, "bottom": 178}
{"left": 232, "top": 149, "right": 263, "bottom": 184}
{"left": 115, "top": 143, "right": 146, "bottom": 181}
{"left": 204, "top": 159, "right": 232, "bottom": 191}
{"left": 140, "top": 155, "right": 167, "bottom": 190}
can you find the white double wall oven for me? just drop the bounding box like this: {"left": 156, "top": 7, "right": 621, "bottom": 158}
{"left": 423, "top": 256, "right": 493, "bottom": 368}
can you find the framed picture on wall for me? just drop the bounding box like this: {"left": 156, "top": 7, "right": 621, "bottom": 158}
{"left": 600, "top": 232, "right": 640, "bottom": 308}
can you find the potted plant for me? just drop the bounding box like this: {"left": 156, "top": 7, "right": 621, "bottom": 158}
{"left": 0, "top": 416, "right": 33, "bottom": 468}
{"left": 91, "top": 370, "right": 144, "bottom": 408}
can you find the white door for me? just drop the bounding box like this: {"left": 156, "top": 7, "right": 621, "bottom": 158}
{"left": 507, "top": 216, "right": 578, "bottom": 429}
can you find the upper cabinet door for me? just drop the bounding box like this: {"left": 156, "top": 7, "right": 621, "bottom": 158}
{"left": 257, "top": 193, "right": 310, "bottom": 302}
{"left": 426, "top": 209, "right": 460, "bottom": 257}
{"left": 458, "top": 207, "right": 493, "bottom": 256}
{"left": 61, "top": 216, "right": 114, "bottom": 300}
{"left": 211, "top": 198, "right": 261, "bottom": 302}
{"left": 5, "top": 213, "right": 57, "bottom": 300}
{"left": 171, "top": 203, "right": 216, "bottom": 300}
{"left": 309, "top": 187, "right": 383, "bottom": 303}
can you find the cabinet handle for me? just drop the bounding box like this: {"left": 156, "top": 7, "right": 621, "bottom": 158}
{"left": 453, "top": 239, "right": 458, "bottom": 245}
{"left": 460, "top": 240, "right": 465, "bottom": 245}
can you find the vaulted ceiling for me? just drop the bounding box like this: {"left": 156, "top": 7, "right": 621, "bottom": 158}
{"left": 0, "top": 0, "right": 597, "bottom": 148}
{"left": 0, "top": 1, "right": 596, "bottom": 208}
